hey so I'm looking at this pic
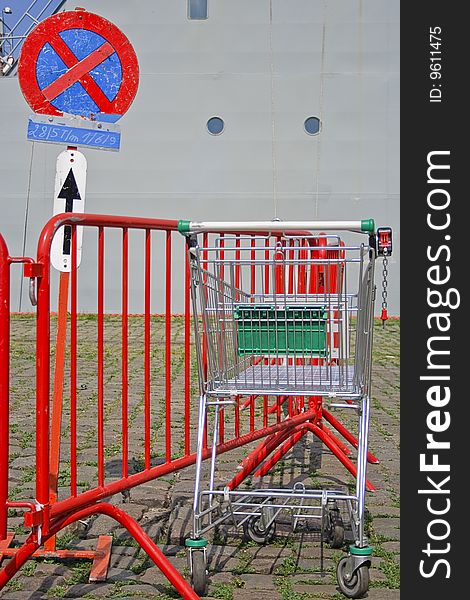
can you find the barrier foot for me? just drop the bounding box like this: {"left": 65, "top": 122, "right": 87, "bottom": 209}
{"left": 0, "top": 533, "right": 15, "bottom": 561}
{"left": 89, "top": 535, "right": 112, "bottom": 582}
{"left": 0, "top": 532, "right": 111, "bottom": 583}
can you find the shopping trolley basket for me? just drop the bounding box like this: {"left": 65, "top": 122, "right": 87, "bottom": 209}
{"left": 180, "top": 219, "right": 391, "bottom": 599}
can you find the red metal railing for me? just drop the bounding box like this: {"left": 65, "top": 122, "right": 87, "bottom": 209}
{"left": 0, "top": 234, "right": 38, "bottom": 542}
{"left": 0, "top": 214, "right": 379, "bottom": 596}
{"left": 0, "top": 234, "right": 10, "bottom": 542}
{"left": 1, "top": 215, "right": 201, "bottom": 597}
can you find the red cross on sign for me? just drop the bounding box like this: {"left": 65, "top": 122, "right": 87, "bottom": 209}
{"left": 18, "top": 8, "right": 139, "bottom": 122}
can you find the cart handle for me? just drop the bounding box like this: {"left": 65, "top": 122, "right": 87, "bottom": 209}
{"left": 178, "top": 219, "right": 376, "bottom": 235}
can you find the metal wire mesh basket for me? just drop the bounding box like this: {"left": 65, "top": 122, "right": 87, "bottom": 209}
{"left": 189, "top": 233, "right": 375, "bottom": 398}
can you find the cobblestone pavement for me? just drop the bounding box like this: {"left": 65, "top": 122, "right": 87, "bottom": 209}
{"left": 2, "top": 317, "right": 400, "bottom": 599}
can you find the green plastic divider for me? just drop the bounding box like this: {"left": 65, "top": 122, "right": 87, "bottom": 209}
{"left": 234, "top": 304, "right": 327, "bottom": 356}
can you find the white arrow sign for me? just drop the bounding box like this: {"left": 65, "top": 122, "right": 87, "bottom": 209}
{"left": 51, "top": 149, "right": 86, "bottom": 272}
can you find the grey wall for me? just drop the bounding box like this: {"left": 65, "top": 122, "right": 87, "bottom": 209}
{"left": 0, "top": 0, "right": 399, "bottom": 313}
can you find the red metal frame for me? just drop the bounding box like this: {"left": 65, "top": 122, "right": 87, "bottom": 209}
{"left": 0, "top": 234, "right": 10, "bottom": 542}
{"left": 0, "top": 215, "right": 379, "bottom": 596}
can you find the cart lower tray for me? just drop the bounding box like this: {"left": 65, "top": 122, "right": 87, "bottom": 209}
{"left": 209, "top": 364, "right": 362, "bottom": 397}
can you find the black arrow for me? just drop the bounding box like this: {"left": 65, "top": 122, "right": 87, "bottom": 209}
{"left": 58, "top": 168, "right": 81, "bottom": 255}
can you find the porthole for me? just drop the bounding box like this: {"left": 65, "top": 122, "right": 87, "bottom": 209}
{"left": 304, "top": 116, "right": 321, "bottom": 135}
{"left": 207, "top": 116, "right": 224, "bottom": 135}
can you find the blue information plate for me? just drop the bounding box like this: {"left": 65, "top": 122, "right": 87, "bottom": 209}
{"left": 27, "top": 115, "right": 121, "bottom": 151}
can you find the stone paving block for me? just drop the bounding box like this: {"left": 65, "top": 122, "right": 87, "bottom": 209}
{"left": 207, "top": 544, "right": 239, "bottom": 558}
{"left": 126, "top": 482, "right": 172, "bottom": 508}
{"left": 292, "top": 583, "right": 340, "bottom": 596}
{"left": 0, "top": 573, "right": 42, "bottom": 598}
{"left": 86, "top": 515, "right": 121, "bottom": 537}
{"left": 0, "top": 593, "right": 45, "bottom": 600}
{"left": 33, "top": 563, "right": 70, "bottom": 577}
{"left": 209, "top": 556, "right": 242, "bottom": 572}
{"left": 117, "top": 583, "right": 162, "bottom": 596}
{"left": 114, "top": 503, "right": 148, "bottom": 522}
{"left": 382, "top": 541, "right": 400, "bottom": 553}
{"left": 109, "top": 545, "right": 139, "bottom": 557}
{"left": 370, "top": 567, "right": 388, "bottom": 582}
{"left": 244, "top": 545, "right": 293, "bottom": 559}
{"left": 233, "top": 589, "right": 281, "bottom": 600}
{"left": 291, "top": 544, "right": 335, "bottom": 559}
{"left": 239, "top": 573, "right": 278, "bottom": 589}
{"left": 373, "top": 517, "right": 401, "bottom": 541}
{"left": 64, "top": 582, "right": 117, "bottom": 597}
{"left": 366, "top": 589, "right": 400, "bottom": 599}
{"left": 104, "top": 567, "right": 139, "bottom": 583}
{"left": 208, "top": 571, "right": 237, "bottom": 585}
{"left": 167, "top": 556, "right": 187, "bottom": 572}
{"left": 369, "top": 505, "right": 400, "bottom": 518}
{"left": 139, "top": 566, "right": 174, "bottom": 586}
{"left": 290, "top": 573, "right": 335, "bottom": 585}
{"left": 7, "top": 469, "right": 23, "bottom": 483}
{"left": 295, "top": 557, "right": 335, "bottom": 573}
{"left": 109, "top": 552, "right": 139, "bottom": 570}
{"left": 158, "top": 543, "right": 185, "bottom": 556}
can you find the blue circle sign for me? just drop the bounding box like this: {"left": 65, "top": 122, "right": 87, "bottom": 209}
{"left": 18, "top": 9, "right": 139, "bottom": 122}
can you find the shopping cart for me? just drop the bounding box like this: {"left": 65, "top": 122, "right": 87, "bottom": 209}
{"left": 180, "top": 219, "right": 392, "bottom": 598}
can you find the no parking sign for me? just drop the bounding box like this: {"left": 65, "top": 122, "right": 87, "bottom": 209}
{"left": 17, "top": 8, "right": 140, "bottom": 270}
{"left": 18, "top": 8, "right": 139, "bottom": 122}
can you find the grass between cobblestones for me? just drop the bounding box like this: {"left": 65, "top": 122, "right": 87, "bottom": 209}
{"left": 3, "top": 317, "right": 400, "bottom": 599}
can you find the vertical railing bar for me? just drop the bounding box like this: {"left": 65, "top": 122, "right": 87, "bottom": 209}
{"left": 184, "top": 244, "right": 191, "bottom": 456}
{"left": 165, "top": 231, "right": 172, "bottom": 462}
{"left": 70, "top": 226, "right": 78, "bottom": 497}
{"left": 219, "top": 235, "right": 225, "bottom": 444}
{"left": 36, "top": 241, "right": 51, "bottom": 531}
{"left": 122, "top": 228, "right": 129, "bottom": 479}
{"left": 0, "top": 236, "right": 10, "bottom": 539}
{"left": 202, "top": 233, "right": 208, "bottom": 450}
{"left": 250, "top": 236, "right": 256, "bottom": 427}
{"left": 97, "top": 226, "right": 105, "bottom": 487}
{"left": 235, "top": 235, "right": 241, "bottom": 297}
{"left": 144, "top": 229, "right": 151, "bottom": 470}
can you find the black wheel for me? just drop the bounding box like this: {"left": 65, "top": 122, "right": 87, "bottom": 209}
{"left": 327, "top": 510, "right": 345, "bottom": 549}
{"left": 191, "top": 550, "right": 208, "bottom": 596}
{"left": 243, "top": 514, "right": 276, "bottom": 544}
{"left": 336, "top": 556, "right": 370, "bottom": 599}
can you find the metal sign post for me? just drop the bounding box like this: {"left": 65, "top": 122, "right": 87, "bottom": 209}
{"left": 45, "top": 146, "right": 86, "bottom": 556}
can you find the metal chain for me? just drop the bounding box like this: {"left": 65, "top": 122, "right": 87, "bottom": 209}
{"left": 381, "top": 248, "right": 388, "bottom": 327}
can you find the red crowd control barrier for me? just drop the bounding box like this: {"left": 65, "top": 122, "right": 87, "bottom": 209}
{"left": 0, "top": 235, "right": 38, "bottom": 543}
{"left": 0, "top": 215, "right": 199, "bottom": 598}
{"left": 0, "top": 215, "right": 379, "bottom": 596}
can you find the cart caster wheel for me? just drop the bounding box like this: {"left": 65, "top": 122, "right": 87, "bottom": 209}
{"left": 336, "top": 556, "right": 370, "bottom": 599}
{"left": 243, "top": 514, "right": 276, "bottom": 544}
{"left": 327, "top": 511, "right": 345, "bottom": 549}
{"left": 191, "top": 550, "right": 208, "bottom": 596}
